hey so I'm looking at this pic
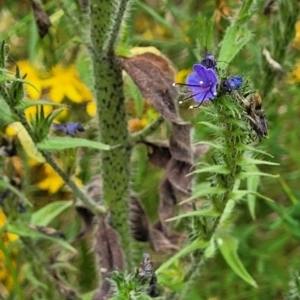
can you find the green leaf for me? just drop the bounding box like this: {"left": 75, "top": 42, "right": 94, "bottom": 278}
{"left": 37, "top": 136, "right": 111, "bottom": 151}
{"left": 238, "top": 171, "right": 279, "bottom": 179}
{"left": 0, "top": 96, "right": 16, "bottom": 127}
{"left": 6, "top": 222, "right": 76, "bottom": 253}
{"left": 217, "top": 0, "right": 256, "bottom": 69}
{"left": 236, "top": 143, "right": 274, "bottom": 157}
{"left": 15, "top": 100, "right": 67, "bottom": 111}
{"left": 155, "top": 239, "right": 209, "bottom": 274}
{"left": 23, "top": 264, "right": 48, "bottom": 290}
{"left": 217, "top": 234, "right": 257, "bottom": 287}
{"left": 246, "top": 165, "right": 260, "bottom": 219}
{"left": 31, "top": 201, "right": 73, "bottom": 226}
{"left": 0, "top": 178, "right": 33, "bottom": 207}
{"left": 135, "top": 0, "right": 173, "bottom": 32}
{"left": 190, "top": 165, "right": 230, "bottom": 175}
{"left": 180, "top": 186, "right": 226, "bottom": 204}
{"left": 237, "top": 157, "right": 279, "bottom": 166}
{"left": 194, "top": 141, "right": 226, "bottom": 151}
{"left": 197, "top": 121, "right": 225, "bottom": 133}
{"left": 166, "top": 209, "right": 220, "bottom": 222}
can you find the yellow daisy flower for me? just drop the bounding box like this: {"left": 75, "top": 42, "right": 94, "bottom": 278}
{"left": 44, "top": 64, "right": 93, "bottom": 103}
{"left": 0, "top": 210, "right": 18, "bottom": 293}
{"left": 16, "top": 61, "right": 44, "bottom": 100}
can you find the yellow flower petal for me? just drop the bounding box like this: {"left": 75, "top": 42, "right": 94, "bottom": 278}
{"left": 86, "top": 101, "right": 96, "bottom": 117}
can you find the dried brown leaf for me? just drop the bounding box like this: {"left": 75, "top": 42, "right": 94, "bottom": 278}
{"left": 143, "top": 140, "right": 171, "bottom": 169}
{"left": 166, "top": 159, "right": 194, "bottom": 198}
{"left": 93, "top": 217, "right": 125, "bottom": 300}
{"left": 29, "top": 0, "right": 51, "bottom": 38}
{"left": 120, "top": 54, "right": 181, "bottom": 123}
{"left": 169, "top": 123, "right": 194, "bottom": 164}
{"left": 149, "top": 227, "right": 179, "bottom": 253}
{"left": 129, "top": 195, "right": 150, "bottom": 242}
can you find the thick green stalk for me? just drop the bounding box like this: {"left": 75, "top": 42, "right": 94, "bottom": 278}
{"left": 90, "top": 0, "right": 132, "bottom": 267}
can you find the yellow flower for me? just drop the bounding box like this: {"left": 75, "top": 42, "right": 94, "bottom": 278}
{"left": 287, "top": 60, "right": 300, "bottom": 83}
{"left": 32, "top": 161, "right": 82, "bottom": 194}
{"left": 86, "top": 101, "right": 96, "bottom": 117}
{"left": 44, "top": 64, "right": 93, "bottom": 103}
{"left": 16, "top": 61, "right": 44, "bottom": 100}
{"left": 175, "top": 68, "right": 192, "bottom": 83}
{"left": 0, "top": 209, "right": 18, "bottom": 293}
{"left": 292, "top": 21, "right": 300, "bottom": 49}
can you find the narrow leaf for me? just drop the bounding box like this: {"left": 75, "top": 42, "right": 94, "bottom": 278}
{"left": 37, "top": 136, "right": 111, "bottom": 151}
{"left": 238, "top": 171, "right": 279, "bottom": 179}
{"left": 190, "top": 165, "right": 230, "bottom": 175}
{"left": 15, "top": 100, "right": 66, "bottom": 110}
{"left": 180, "top": 187, "right": 226, "bottom": 204}
{"left": 166, "top": 209, "right": 220, "bottom": 222}
{"left": 155, "top": 239, "right": 209, "bottom": 274}
{"left": 194, "top": 141, "right": 226, "bottom": 151}
{"left": 217, "top": 234, "right": 257, "bottom": 287}
{"left": 6, "top": 222, "right": 76, "bottom": 253}
{"left": 31, "top": 201, "right": 72, "bottom": 226}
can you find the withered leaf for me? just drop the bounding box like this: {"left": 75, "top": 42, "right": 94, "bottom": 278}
{"left": 143, "top": 140, "right": 171, "bottom": 169}
{"left": 169, "top": 122, "right": 194, "bottom": 164}
{"left": 129, "top": 195, "right": 150, "bottom": 242}
{"left": 165, "top": 159, "right": 194, "bottom": 198}
{"left": 29, "top": 0, "right": 52, "bottom": 38}
{"left": 93, "top": 217, "right": 125, "bottom": 300}
{"left": 148, "top": 227, "right": 179, "bottom": 253}
{"left": 120, "top": 54, "right": 181, "bottom": 123}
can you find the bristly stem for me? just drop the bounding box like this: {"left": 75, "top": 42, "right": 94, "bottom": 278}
{"left": 42, "top": 152, "right": 107, "bottom": 216}
{"left": 177, "top": 95, "right": 245, "bottom": 299}
{"left": 90, "top": 0, "right": 133, "bottom": 268}
{"left": 107, "top": 0, "right": 131, "bottom": 52}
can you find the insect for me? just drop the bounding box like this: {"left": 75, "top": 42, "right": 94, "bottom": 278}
{"left": 138, "top": 252, "right": 159, "bottom": 297}
{"left": 236, "top": 92, "right": 268, "bottom": 141}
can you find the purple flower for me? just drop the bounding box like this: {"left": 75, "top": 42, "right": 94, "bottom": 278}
{"left": 174, "top": 64, "right": 218, "bottom": 107}
{"left": 52, "top": 122, "right": 85, "bottom": 136}
{"left": 222, "top": 76, "right": 243, "bottom": 92}
{"left": 200, "top": 53, "right": 217, "bottom": 69}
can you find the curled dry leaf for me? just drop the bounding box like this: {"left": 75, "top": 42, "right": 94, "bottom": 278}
{"left": 120, "top": 53, "right": 182, "bottom": 123}
{"left": 143, "top": 140, "right": 171, "bottom": 169}
{"left": 93, "top": 217, "right": 125, "bottom": 300}
{"left": 29, "top": 0, "right": 52, "bottom": 38}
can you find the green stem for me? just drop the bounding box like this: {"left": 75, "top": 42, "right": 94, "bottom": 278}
{"left": 42, "top": 152, "right": 107, "bottom": 216}
{"left": 107, "top": 0, "right": 130, "bottom": 52}
{"left": 90, "top": 0, "right": 132, "bottom": 268}
{"left": 130, "top": 115, "right": 164, "bottom": 144}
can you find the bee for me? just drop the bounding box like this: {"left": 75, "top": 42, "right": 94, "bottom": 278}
{"left": 236, "top": 92, "right": 268, "bottom": 141}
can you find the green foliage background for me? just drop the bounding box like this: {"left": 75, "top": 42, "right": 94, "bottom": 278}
{"left": 1, "top": 0, "right": 300, "bottom": 299}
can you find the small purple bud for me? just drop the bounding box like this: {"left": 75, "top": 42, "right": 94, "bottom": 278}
{"left": 52, "top": 122, "right": 85, "bottom": 136}
{"left": 222, "top": 76, "right": 243, "bottom": 92}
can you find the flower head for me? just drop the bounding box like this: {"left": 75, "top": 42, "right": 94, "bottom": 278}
{"left": 43, "top": 65, "right": 93, "bottom": 103}
{"left": 52, "top": 122, "right": 85, "bottom": 136}
{"left": 221, "top": 76, "right": 243, "bottom": 92}
{"left": 174, "top": 64, "right": 218, "bottom": 106}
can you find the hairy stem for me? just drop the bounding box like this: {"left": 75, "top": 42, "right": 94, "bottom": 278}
{"left": 90, "top": 0, "right": 132, "bottom": 268}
